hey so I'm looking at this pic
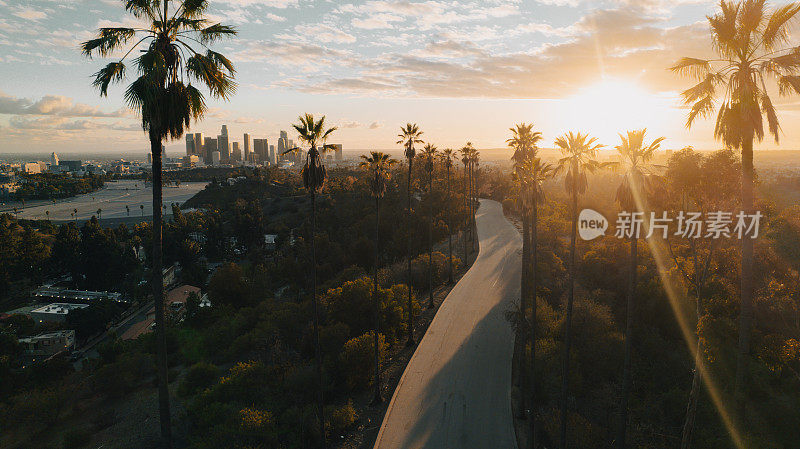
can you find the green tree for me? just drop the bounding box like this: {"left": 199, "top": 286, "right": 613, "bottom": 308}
{"left": 397, "top": 123, "right": 424, "bottom": 346}
{"left": 670, "top": 0, "right": 800, "bottom": 413}
{"left": 554, "top": 131, "right": 604, "bottom": 449}
{"left": 359, "top": 151, "right": 397, "bottom": 404}
{"left": 293, "top": 113, "right": 337, "bottom": 448}
{"left": 81, "top": 1, "right": 238, "bottom": 444}
{"left": 610, "top": 129, "right": 665, "bottom": 448}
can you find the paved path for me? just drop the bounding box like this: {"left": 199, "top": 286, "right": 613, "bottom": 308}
{"left": 375, "top": 199, "right": 521, "bottom": 449}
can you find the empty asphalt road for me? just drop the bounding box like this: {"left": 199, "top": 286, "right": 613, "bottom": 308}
{"left": 375, "top": 199, "right": 521, "bottom": 449}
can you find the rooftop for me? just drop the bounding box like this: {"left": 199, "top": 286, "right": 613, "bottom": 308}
{"left": 31, "top": 303, "right": 90, "bottom": 315}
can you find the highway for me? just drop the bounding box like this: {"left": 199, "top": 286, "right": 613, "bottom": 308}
{"left": 5, "top": 179, "right": 207, "bottom": 221}
{"left": 374, "top": 199, "right": 521, "bottom": 449}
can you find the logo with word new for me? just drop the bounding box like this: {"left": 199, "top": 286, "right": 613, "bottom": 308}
{"left": 579, "top": 209, "right": 608, "bottom": 241}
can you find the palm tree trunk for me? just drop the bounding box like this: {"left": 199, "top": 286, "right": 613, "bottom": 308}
{"left": 373, "top": 195, "right": 382, "bottom": 404}
{"left": 428, "top": 172, "right": 434, "bottom": 309}
{"left": 560, "top": 187, "right": 578, "bottom": 449}
{"left": 530, "top": 199, "right": 538, "bottom": 449}
{"left": 150, "top": 132, "right": 171, "bottom": 449}
{"left": 447, "top": 165, "right": 453, "bottom": 284}
{"left": 617, "top": 235, "right": 638, "bottom": 448}
{"left": 681, "top": 287, "right": 704, "bottom": 449}
{"left": 311, "top": 192, "right": 326, "bottom": 448}
{"left": 735, "top": 135, "right": 754, "bottom": 419}
{"left": 463, "top": 165, "right": 468, "bottom": 261}
{"left": 406, "top": 159, "right": 415, "bottom": 346}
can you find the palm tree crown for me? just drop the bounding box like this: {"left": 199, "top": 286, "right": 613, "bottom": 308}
{"left": 81, "top": 0, "right": 237, "bottom": 140}
{"left": 397, "top": 123, "right": 424, "bottom": 160}
{"left": 360, "top": 152, "right": 397, "bottom": 198}
{"left": 612, "top": 129, "right": 665, "bottom": 210}
{"left": 422, "top": 144, "right": 438, "bottom": 174}
{"left": 555, "top": 131, "right": 605, "bottom": 196}
{"left": 671, "top": 0, "right": 800, "bottom": 147}
{"left": 508, "top": 122, "right": 543, "bottom": 166}
{"left": 293, "top": 114, "right": 337, "bottom": 192}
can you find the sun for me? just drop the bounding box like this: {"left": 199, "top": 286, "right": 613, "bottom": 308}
{"left": 560, "top": 78, "right": 673, "bottom": 146}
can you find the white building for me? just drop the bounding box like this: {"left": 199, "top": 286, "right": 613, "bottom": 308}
{"left": 50, "top": 152, "right": 59, "bottom": 167}
{"left": 23, "top": 162, "right": 42, "bottom": 174}
{"left": 19, "top": 330, "right": 75, "bottom": 357}
{"left": 30, "top": 303, "right": 90, "bottom": 324}
{"left": 212, "top": 151, "right": 221, "bottom": 166}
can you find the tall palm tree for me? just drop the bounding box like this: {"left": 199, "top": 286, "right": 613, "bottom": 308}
{"left": 611, "top": 129, "right": 665, "bottom": 448}
{"left": 82, "top": 2, "right": 237, "bottom": 445}
{"left": 555, "top": 131, "right": 604, "bottom": 449}
{"left": 440, "top": 148, "right": 456, "bottom": 284}
{"left": 97, "top": 208, "right": 102, "bottom": 220}
{"left": 293, "top": 113, "right": 337, "bottom": 447}
{"left": 459, "top": 145, "right": 471, "bottom": 260}
{"left": 421, "top": 144, "right": 438, "bottom": 308}
{"left": 469, "top": 149, "right": 481, "bottom": 248}
{"left": 397, "top": 123, "right": 424, "bottom": 346}
{"left": 360, "top": 151, "right": 397, "bottom": 405}
{"left": 140, "top": 204, "right": 145, "bottom": 217}
{"left": 671, "top": 0, "right": 800, "bottom": 411}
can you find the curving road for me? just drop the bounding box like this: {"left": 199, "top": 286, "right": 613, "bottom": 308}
{"left": 375, "top": 199, "right": 521, "bottom": 449}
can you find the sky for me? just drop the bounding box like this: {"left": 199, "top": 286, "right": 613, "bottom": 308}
{"left": 2, "top": 0, "right": 800, "bottom": 156}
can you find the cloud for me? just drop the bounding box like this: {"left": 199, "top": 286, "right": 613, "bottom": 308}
{"left": 369, "top": 121, "right": 384, "bottom": 129}
{"left": 293, "top": 24, "right": 356, "bottom": 44}
{"left": 293, "top": 8, "right": 714, "bottom": 99}
{"left": 13, "top": 6, "right": 47, "bottom": 21}
{"left": 0, "top": 92, "right": 127, "bottom": 117}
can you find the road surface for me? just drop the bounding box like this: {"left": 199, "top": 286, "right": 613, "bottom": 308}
{"left": 5, "top": 180, "right": 207, "bottom": 221}
{"left": 375, "top": 199, "right": 521, "bottom": 449}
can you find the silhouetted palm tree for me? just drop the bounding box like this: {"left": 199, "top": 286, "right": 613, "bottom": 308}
{"left": 441, "top": 148, "right": 456, "bottom": 284}
{"left": 670, "top": 0, "right": 800, "bottom": 413}
{"left": 459, "top": 145, "right": 471, "bottom": 260}
{"left": 611, "top": 129, "right": 665, "bottom": 448}
{"left": 360, "top": 151, "right": 397, "bottom": 405}
{"left": 469, "top": 149, "right": 480, "bottom": 248}
{"left": 515, "top": 155, "right": 555, "bottom": 448}
{"left": 140, "top": 204, "right": 144, "bottom": 217}
{"left": 422, "top": 143, "right": 438, "bottom": 309}
{"left": 555, "top": 131, "right": 604, "bottom": 449}
{"left": 397, "top": 123, "right": 424, "bottom": 346}
{"left": 97, "top": 208, "right": 102, "bottom": 220}
{"left": 82, "top": 2, "right": 237, "bottom": 445}
{"left": 293, "top": 113, "right": 336, "bottom": 447}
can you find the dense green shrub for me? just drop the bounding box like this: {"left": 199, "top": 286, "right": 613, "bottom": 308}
{"left": 339, "top": 332, "right": 386, "bottom": 391}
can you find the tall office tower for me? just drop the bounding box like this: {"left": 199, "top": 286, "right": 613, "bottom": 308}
{"left": 277, "top": 137, "right": 287, "bottom": 160}
{"left": 280, "top": 130, "right": 287, "bottom": 141}
{"left": 221, "top": 124, "right": 229, "bottom": 137}
{"left": 211, "top": 151, "right": 221, "bottom": 166}
{"left": 243, "top": 133, "right": 251, "bottom": 161}
{"left": 217, "top": 134, "right": 230, "bottom": 161}
{"left": 194, "top": 133, "right": 204, "bottom": 156}
{"left": 232, "top": 142, "right": 242, "bottom": 163}
{"left": 288, "top": 139, "right": 294, "bottom": 150}
{"left": 269, "top": 145, "right": 276, "bottom": 164}
{"left": 253, "top": 139, "right": 265, "bottom": 163}
{"left": 204, "top": 137, "right": 218, "bottom": 163}
{"left": 332, "top": 144, "right": 343, "bottom": 160}
{"left": 50, "top": 152, "right": 59, "bottom": 167}
{"left": 185, "top": 134, "right": 195, "bottom": 156}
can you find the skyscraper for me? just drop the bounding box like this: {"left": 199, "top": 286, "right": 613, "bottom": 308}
{"left": 269, "top": 145, "right": 276, "bottom": 164}
{"left": 243, "top": 133, "right": 251, "bottom": 162}
{"left": 194, "top": 133, "right": 204, "bottom": 157}
{"left": 232, "top": 142, "right": 242, "bottom": 163}
{"left": 185, "top": 134, "right": 195, "bottom": 156}
{"left": 204, "top": 138, "right": 217, "bottom": 163}
{"left": 218, "top": 125, "right": 230, "bottom": 162}
{"left": 50, "top": 152, "right": 59, "bottom": 168}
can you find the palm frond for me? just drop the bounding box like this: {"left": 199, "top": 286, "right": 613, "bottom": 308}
{"left": 670, "top": 57, "right": 713, "bottom": 80}
{"left": 200, "top": 24, "right": 237, "bottom": 44}
{"left": 762, "top": 2, "right": 800, "bottom": 50}
{"left": 92, "top": 62, "right": 127, "bottom": 96}
{"left": 81, "top": 28, "right": 137, "bottom": 58}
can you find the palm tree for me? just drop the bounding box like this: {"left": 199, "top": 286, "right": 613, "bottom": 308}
{"left": 469, "top": 149, "right": 481, "bottom": 248}
{"left": 440, "top": 148, "right": 456, "bottom": 284}
{"left": 421, "top": 143, "right": 438, "bottom": 309}
{"left": 611, "top": 129, "right": 665, "bottom": 448}
{"left": 670, "top": 0, "right": 800, "bottom": 412}
{"left": 97, "top": 208, "right": 102, "bottom": 220}
{"left": 294, "top": 113, "right": 337, "bottom": 447}
{"left": 82, "top": 2, "right": 237, "bottom": 445}
{"left": 126, "top": 205, "right": 130, "bottom": 216}
{"left": 517, "top": 156, "right": 556, "bottom": 448}
{"left": 140, "top": 204, "right": 145, "bottom": 217}
{"left": 397, "top": 123, "right": 424, "bottom": 346}
{"left": 45, "top": 210, "right": 50, "bottom": 222}
{"left": 555, "top": 131, "right": 604, "bottom": 449}
{"left": 360, "top": 151, "right": 397, "bottom": 405}
{"left": 73, "top": 208, "right": 78, "bottom": 223}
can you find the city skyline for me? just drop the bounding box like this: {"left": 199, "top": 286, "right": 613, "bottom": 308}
{"left": 5, "top": 1, "right": 800, "bottom": 155}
